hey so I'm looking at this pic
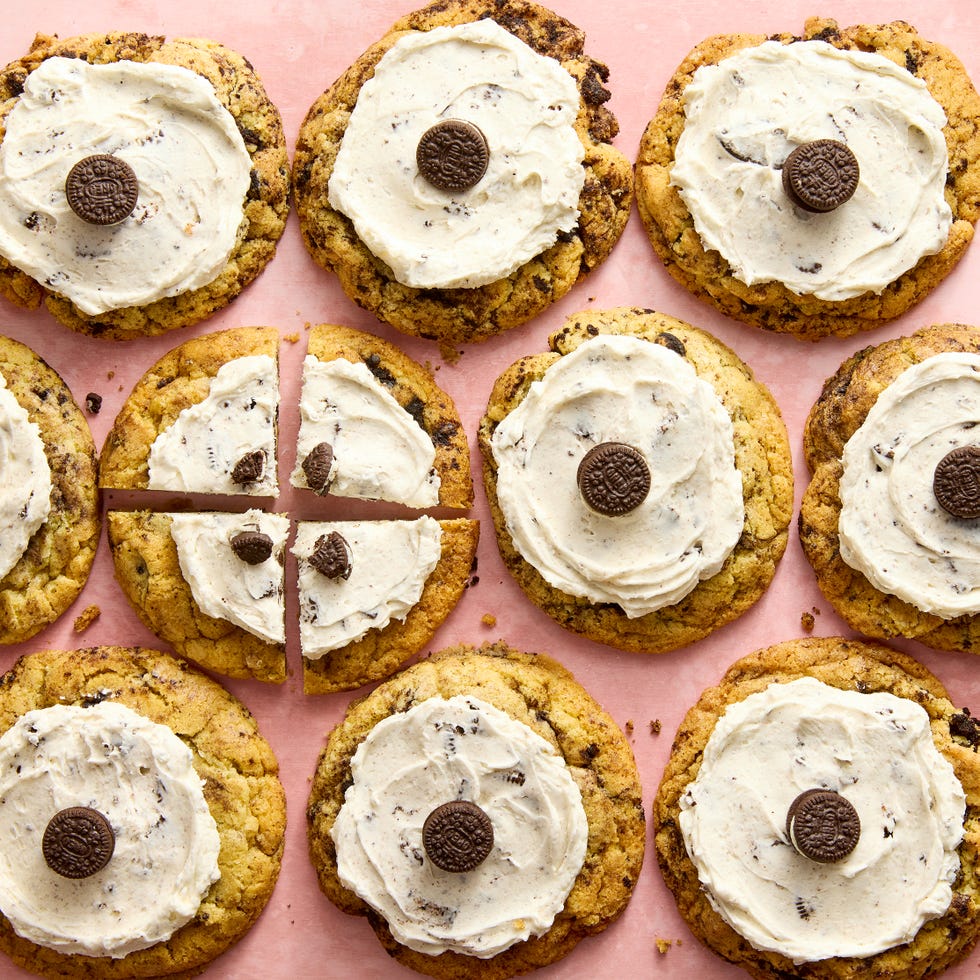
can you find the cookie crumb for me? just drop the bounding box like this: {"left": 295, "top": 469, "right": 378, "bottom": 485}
{"left": 650, "top": 719, "right": 662, "bottom": 735}
{"left": 84, "top": 392, "right": 102, "bottom": 414}
{"left": 439, "top": 342, "right": 462, "bottom": 365}
{"left": 655, "top": 938, "right": 672, "bottom": 954}
{"left": 801, "top": 611, "right": 815, "bottom": 632}
{"left": 107, "top": 370, "right": 115, "bottom": 380}
{"left": 283, "top": 332, "right": 300, "bottom": 343}
{"left": 72, "top": 604, "right": 101, "bottom": 632}
{"left": 625, "top": 719, "right": 634, "bottom": 737}
{"left": 481, "top": 613, "right": 497, "bottom": 627}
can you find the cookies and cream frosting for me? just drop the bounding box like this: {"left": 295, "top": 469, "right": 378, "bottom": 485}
{"left": 0, "top": 373, "right": 51, "bottom": 580}
{"left": 679, "top": 677, "right": 964, "bottom": 963}
{"left": 293, "top": 517, "right": 442, "bottom": 658}
{"left": 291, "top": 355, "right": 439, "bottom": 508}
{"left": 331, "top": 694, "right": 588, "bottom": 957}
{"left": 490, "top": 335, "right": 744, "bottom": 616}
{"left": 670, "top": 40, "right": 951, "bottom": 301}
{"left": 0, "top": 701, "right": 221, "bottom": 958}
{"left": 0, "top": 57, "right": 252, "bottom": 315}
{"left": 838, "top": 352, "right": 980, "bottom": 618}
{"left": 169, "top": 509, "right": 288, "bottom": 644}
{"left": 327, "top": 20, "right": 585, "bottom": 289}
{"left": 148, "top": 354, "right": 278, "bottom": 496}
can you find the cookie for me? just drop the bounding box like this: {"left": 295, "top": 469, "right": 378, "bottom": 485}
{"left": 106, "top": 510, "right": 288, "bottom": 684}
{"left": 635, "top": 18, "right": 980, "bottom": 340}
{"left": 655, "top": 636, "right": 980, "bottom": 979}
{"left": 800, "top": 323, "right": 980, "bottom": 652}
{"left": 299, "top": 517, "right": 479, "bottom": 694}
{"left": 307, "top": 641, "right": 645, "bottom": 978}
{"left": 99, "top": 326, "right": 280, "bottom": 495}
{"left": 0, "top": 335, "right": 99, "bottom": 645}
{"left": 0, "top": 645, "right": 286, "bottom": 978}
{"left": 293, "top": 0, "right": 633, "bottom": 344}
{"left": 478, "top": 307, "right": 793, "bottom": 653}
{"left": 0, "top": 32, "right": 289, "bottom": 340}
{"left": 292, "top": 324, "right": 473, "bottom": 509}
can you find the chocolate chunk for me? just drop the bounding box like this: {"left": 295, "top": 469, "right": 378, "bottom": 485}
{"left": 422, "top": 800, "right": 494, "bottom": 873}
{"left": 302, "top": 442, "right": 334, "bottom": 495}
{"left": 416, "top": 119, "right": 489, "bottom": 193}
{"left": 782, "top": 140, "right": 859, "bottom": 213}
{"left": 42, "top": 806, "right": 115, "bottom": 879}
{"left": 786, "top": 789, "right": 860, "bottom": 863}
{"left": 577, "top": 442, "right": 651, "bottom": 516}
{"left": 655, "top": 332, "right": 686, "bottom": 357}
{"left": 231, "top": 449, "right": 267, "bottom": 485}
{"left": 65, "top": 154, "right": 138, "bottom": 225}
{"left": 309, "top": 531, "right": 352, "bottom": 580}
{"left": 934, "top": 446, "right": 980, "bottom": 519}
{"left": 230, "top": 530, "right": 274, "bottom": 565}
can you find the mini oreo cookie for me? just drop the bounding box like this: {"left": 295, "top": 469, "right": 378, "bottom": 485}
{"left": 416, "top": 119, "right": 489, "bottom": 193}
{"left": 302, "top": 442, "right": 334, "bottom": 495}
{"left": 934, "top": 445, "right": 980, "bottom": 519}
{"left": 422, "top": 800, "right": 494, "bottom": 873}
{"left": 785, "top": 788, "right": 860, "bottom": 863}
{"left": 42, "top": 806, "right": 115, "bottom": 879}
{"left": 231, "top": 449, "right": 267, "bottom": 486}
{"left": 231, "top": 530, "right": 274, "bottom": 565}
{"left": 309, "top": 531, "right": 352, "bottom": 580}
{"left": 65, "top": 154, "right": 139, "bottom": 226}
{"left": 577, "top": 442, "right": 651, "bottom": 516}
{"left": 781, "top": 139, "right": 860, "bottom": 214}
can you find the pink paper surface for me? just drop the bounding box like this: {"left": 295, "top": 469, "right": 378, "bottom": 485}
{"left": 3, "top": 2, "right": 980, "bottom": 977}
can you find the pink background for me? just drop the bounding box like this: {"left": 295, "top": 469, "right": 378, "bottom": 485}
{"left": 3, "top": 1, "right": 980, "bottom": 977}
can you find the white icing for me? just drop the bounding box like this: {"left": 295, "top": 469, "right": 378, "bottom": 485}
{"left": 679, "top": 677, "right": 965, "bottom": 963}
{"left": 328, "top": 20, "right": 585, "bottom": 289}
{"left": 0, "top": 57, "right": 252, "bottom": 314}
{"left": 0, "top": 701, "right": 221, "bottom": 958}
{"left": 490, "top": 334, "right": 744, "bottom": 616}
{"left": 670, "top": 40, "right": 951, "bottom": 300}
{"left": 331, "top": 695, "right": 588, "bottom": 957}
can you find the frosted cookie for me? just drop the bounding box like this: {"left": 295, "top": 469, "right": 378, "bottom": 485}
{"left": 0, "top": 32, "right": 289, "bottom": 340}
{"left": 291, "top": 324, "right": 472, "bottom": 509}
{"left": 635, "top": 18, "right": 980, "bottom": 340}
{"left": 107, "top": 509, "right": 288, "bottom": 683}
{"left": 308, "top": 641, "right": 644, "bottom": 978}
{"left": 800, "top": 323, "right": 980, "bottom": 652}
{"left": 99, "top": 326, "right": 280, "bottom": 496}
{"left": 478, "top": 308, "right": 793, "bottom": 653}
{"left": 295, "top": 516, "right": 479, "bottom": 693}
{"left": 293, "top": 0, "right": 633, "bottom": 344}
{"left": 655, "top": 636, "right": 980, "bottom": 979}
{"left": 0, "top": 335, "right": 99, "bottom": 644}
{"left": 0, "top": 645, "right": 286, "bottom": 978}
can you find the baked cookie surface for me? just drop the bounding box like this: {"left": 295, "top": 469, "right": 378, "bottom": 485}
{"left": 0, "top": 32, "right": 289, "bottom": 341}
{"left": 800, "top": 324, "right": 980, "bottom": 652}
{"left": 655, "top": 636, "right": 980, "bottom": 980}
{"left": 307, "top": 641, "right": 645, "bottom": 979}
{"left": 478, "top": 307, "right": 793, "bottom": 653}
{"left": 293, "top": 0, "right": 633, "bottom": 344}
{"left": 635, "top": 18, "right": 980, "bottom": 340}
{"left": 0, "top": 335, "right": 99, "bottom": 645}
{"left": 0, "top": 644, "right": 286, "bottom": 979}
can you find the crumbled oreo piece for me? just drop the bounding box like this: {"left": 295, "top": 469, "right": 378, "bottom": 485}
{"left": 302, "top": 442, "right": 334, "bottom": 495}
{"left": 933, "top": 446, "right": 980, "bottom": 519}
{"left": 422, "top": 800, "right": 494, "bottom": 873}
{"left": 309, "top": 531, "right": 352, "bottom": 580}
{"left": 231, "top": 449, "right": 267, "bottom": 485}
{"left": 84, "top": 392, "right": 102, "bottom": 414}
{"left": 782, "top": 139, "right": 859, "bottom": 213}
{"left": 230, "top": 530, "right": 274, "bottom": 565}
{"left": 416, "top": 119, "right": 489, "bottom": 192}
{"left": 786, "top": 789, "right": 860, "bottom": 863}
{"left": 42, "top": 806, "right": 115, "bottom": 879}
{"left": 65, "top": 154, "right": 139, "bottom": 225}
{"left": 950, "top": 707, "right": 980, "bottom": 748}
{"left": 577, "top": 442, "right": 651, "bottom": 516}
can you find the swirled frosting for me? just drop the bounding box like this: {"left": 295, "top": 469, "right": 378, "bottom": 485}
{"left": 679, "top": 677, "right": 964, "bottom": 963}
{"left": 327, "top": 20, "right": 584, "bottom": 289}
{"left": 0, "top": 701, "right": 220, "bottom": 958}
{"left": 838, "top": 352, "right": 980, "bottom": 617}
{"left": 490, "top": 335, "right": 744, "bottom": 616}
{"left": 0, "top": 372, "right": 51, "bottom": 580}
{"left": 331, "top": 694, "right": 588, "bottom": 957}
{"left": 670, "top": 40, "right": 951, "bottom": 300}
{"left": 0, "top": 57, "right": 252, "bottom": 314}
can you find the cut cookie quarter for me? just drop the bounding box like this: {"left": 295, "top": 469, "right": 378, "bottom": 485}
{"left": 292, "top": 0, "right": 633, "bottom": 344}
{"left": 0, "top": 335, "right": 100, "bottom": 644}
{"left": 0, "top": 32, "right": 289, "bottom": 340}
{"left": 635, "top": 17, "right": 980, "bottom": 340}
{"left": 478, "top": 307, "right": 793, "bottom": 653}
